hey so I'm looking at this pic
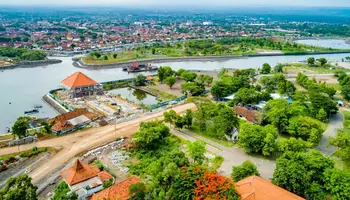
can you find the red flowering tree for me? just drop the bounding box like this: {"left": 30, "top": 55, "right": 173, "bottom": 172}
{"left": 194, "top": 172, "right": 239, "bottom": 200}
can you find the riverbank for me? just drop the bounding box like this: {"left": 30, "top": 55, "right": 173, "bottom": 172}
{"left": 75, "top": 51, "right": 350, "bottom": 69}
{"left": 0, "top": 59, "right": 62, "bottom": 70}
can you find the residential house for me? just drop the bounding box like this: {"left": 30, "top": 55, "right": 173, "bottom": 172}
{"left": 48, "top": 109, "right": 99, "bottom": 135}
{"left": 235, "top": 176, "right": 305, "bottom": 200}
{"left": 60, "top": 159, "right": 114, "bottom": 200}
{"left": 90, "top": 176, "right": 141, "bottom": 200}
{"left": 61, "top": 72, "right": 104, "bottom": 98}
{"left": 234, "top": 106, "right": 257, "bottom": 123}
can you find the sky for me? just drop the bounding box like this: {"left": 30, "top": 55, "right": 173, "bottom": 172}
{"left": 1, "top": 0, "right": 350, "bottom": 7}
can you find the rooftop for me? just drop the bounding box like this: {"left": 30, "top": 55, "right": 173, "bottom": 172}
{"left": 61, "top": 72, "right": 98, "bottom": 88}
{"left": 235, "top": 176, "right": 305, "bottom": 200}
{"left": 90, "top": 176, "right": 141, "bottom": 200}
{"left": 61, "top": 159, "right": 107, "bottom": 185}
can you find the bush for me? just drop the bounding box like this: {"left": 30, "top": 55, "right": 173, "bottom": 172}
{"left": 231, "top": 160, "right": 260, "bottom": 182}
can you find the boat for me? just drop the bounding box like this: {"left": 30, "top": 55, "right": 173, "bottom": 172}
{"left": 34, "top": 105, "right": 43, "bottom": 109}
{"left": 24, "top": 108, "right": 39, "bottom": 114}
{"left": 125, "top": 63, "right": 158, "bottom": 73}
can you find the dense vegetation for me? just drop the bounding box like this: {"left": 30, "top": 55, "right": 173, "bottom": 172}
{"left": 129, "top": 120, "right": 239, "bottom": 199}
{"left": 0, "top": 47, "right": 46, "bottom": 61}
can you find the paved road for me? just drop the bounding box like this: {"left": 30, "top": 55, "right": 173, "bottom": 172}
{"left": 0, "top": 153, "right": 50, "bottom": 189}
{"left": 316, "top": 112, "right": 344, "bottom": 155}
{"left": 0, "top": 103, "right": 196, "bottom": 184}
{"left": 171, "top": 128, "right": 275, "bottom": 180}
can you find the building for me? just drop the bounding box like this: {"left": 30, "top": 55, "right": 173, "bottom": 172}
{"left": 90, "top": 176, "right": 141, "bottom": 200}
{"left": 60, "top": 159, "right": 114, "bottom": 200}
{"left": 61, "top": 72, "right": 104, "bottom": 98}
{"left": 234, "top": 106, "right": 257, "bottom": 123}
{"left": 48, "top": 109, "right": 99, "bottom": 135}
{"left": 235, "top": 176, "right": 305, "bottom": 200}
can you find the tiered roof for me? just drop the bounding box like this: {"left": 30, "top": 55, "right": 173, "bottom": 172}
{"left": 61, "top": 72, "right": 98, "bottom": 89}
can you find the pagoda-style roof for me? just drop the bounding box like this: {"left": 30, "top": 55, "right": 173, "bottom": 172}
{"left": 61, "top": 72, "right": 98, "bottom": 89}
{"left": 60, "top": 159, "right": 100, "bottom": 185}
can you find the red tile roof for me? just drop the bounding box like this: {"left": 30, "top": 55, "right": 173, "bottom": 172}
{"left": 234, "top": 106, "right": 256, "bottom": 123}
{"left": 97, "top": 171, "right": 113, "bottom": 182}
{"left": 90, "top": 176, "right": 141, "bottom": 200}
{"left": 61, "top": 72, "right": 98, "bottom": 88}
{"left": 60, "top": 159, "right": 111, "bottom": 185}
{"left": 49, "top": 109, "right": 98, "bottom": 132}
{"left": 235, "top": 176, "right": 305, "bottom": 200}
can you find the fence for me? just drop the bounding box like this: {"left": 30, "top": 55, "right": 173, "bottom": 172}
{"left": 9, "top": 136, "right": 35, "bottom": 146}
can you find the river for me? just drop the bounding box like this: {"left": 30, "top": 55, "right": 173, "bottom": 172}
{"left": 1, "top": 41, "right": 350, "bottom": 133}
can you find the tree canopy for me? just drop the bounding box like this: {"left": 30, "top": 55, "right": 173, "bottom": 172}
{"left": 0, "top": 174, "right": 38, "bottom": 200}
{"left": 231, "top": 160, "right": 260, "bottom": 182}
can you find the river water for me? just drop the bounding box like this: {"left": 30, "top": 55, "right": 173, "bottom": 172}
{"left": 1, "top": 41, "right": 350, "bottom": 133}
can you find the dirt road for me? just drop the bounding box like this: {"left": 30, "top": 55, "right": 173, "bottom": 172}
{"left": 0, "top": 103, "right": 196, "bottom": 184}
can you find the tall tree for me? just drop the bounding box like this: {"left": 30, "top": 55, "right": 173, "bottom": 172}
{"left": 263, "top": 99, "right": 290, "bottom": 133}
{"left": 318, "top": 58, "right": 327, "bottom": 66}
{"left": 165, "top": 76, "right": 176, "bottom": 88}
{"left": 323, "top": 168, "right": 350, "bottom": 200}
{"left": 12, "top": 117, "right": 29, "bottom": 138}
{"left": 187, "top": 141, "right": 206, "bottom": 165}
{"left": 0, "top": 174, "right": 38, "bottom": 200}
{"left": 261, "top": 63, "right": 271, "bottom": 74}
{"left": 231, "top": 160, "right": 260, "bottom": 182}
{"left": 157, "top": 66, "right": 174, "bottom": 82}
{"left": 307, "top": 57, "right": 315, "bottom": 65}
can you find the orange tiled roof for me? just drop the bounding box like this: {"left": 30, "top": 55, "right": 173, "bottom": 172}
{"left": 98, "top": 171, "right": 113, "bottom": 182}
{"left": 90, "top": 176, "right": 141, "bottom": 200}
{"left": 61, "top": 72, "right": 98, "bottom": 88}
{"left": 49, "top": 109, "right": 98, "bottom": 132}
{"left": 234, "top": 106, "right": 255, "bottom": 123}
{"left": 61, "top": 159, "right": 101, "bottom": 185}
{"left": 235, "top": 176, "right": 305, "bottom": 200}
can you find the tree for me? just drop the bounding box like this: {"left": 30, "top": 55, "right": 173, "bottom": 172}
{"left": 103, "top": 179, "right": 113, "bottom": 189}
{"left": 103, "top": 55, "right": 108, "bottom": 60}
{"left": 157, "top": 66, "right": 174, "bottom": 82}
{"left": 309, "top": 91, "right": 338, "bottom": 116}
{"left": 341, "top": 84, "right": 350, "bottom": 101}
{"left": 261, "top": 63, "right": 271, "bottom": 74}
{"left": 188, "top": 141, "right": 206, "bottom": 164}
{"left": 218, "top": 68, "right": 228, "bottom": 78}
{"left": 278, "top": 137, "right": 310, "bottom": 153}
{"left": 113, "top": 54, "right": 117, "bottom": 59}
{"left": 263, "top": 99, "right": 290, "bottom": 133}
{"left": 176, "top": 68, "right": 186, "bottom": 77}
{"left": 133, "top": 121, "right": 170, "bottom": 150}
{"left": 238, "top": 124, "right": 277, "bottom": 155}
{"left": 129, "top": 182, "right": 147, "bottom": 200}
{"left": 205, "top": 75, "right": 213, "bottom": 86}
{"left": 163, "top": 110, "right": 177, "bottom": 126}
{"left": 316, "top": 108, "right": 328, "bottom": 122}
{"left": 307, "top": 57, "right": 315, "bottom": 65}
{"left": 272, "top": 150, "right": 334, "bottom": 198}
{"left": 323, "top": 168, "right": 350, "bottom": 200}
{"left": 51, "top": 181, "right": 78, "bottom": 200}
{"left": 12, "top": 117, "right": 29, "bottom": 138}
{"left": 181, "top": 82, "right": 205, "bottom": 96}
{"left": 133, "top": 74, "right": 146, "bottom": 86}
{"left": 194, "top": 171, "right": 239, "bottom": 200}
{"left": 318, "top": 58, "right": 327, "bottom": 66}
{"left": 165, "top": 76, "right": 176, "bottom": 88}
{"left": 0, "top": 174, "right": 38, "bottom": 200}
{"left": 274, "top": 63, "right": 284, "bottom": 73}
{"left": 329, "top": 129, "right": 350, "bottom": 161}
{"left": 174, "top": 115, "right": 185, "bottom": 129}
{"left": 183, "top": 109, "right": 193, "bottom": 128}
{"left": 231, "top": 160, "right": 260, "bottom": 182}
{"left": 151, "top": 48, "right": 156, "bottom": 54}
{"left": 287, "top": 116, "right": 324, "bottom": 145}
{"left": 181, "top": 71, "right": 197, "bottom": 82}
{"left": 233, "top": 88, "right": 261, "bottom": 105}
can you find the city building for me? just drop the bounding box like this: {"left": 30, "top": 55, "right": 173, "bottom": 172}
{"left": 60, "top": 159, "right": 114, "bottom": 200}
{"left": 61, "top": 72, "right": 104, "bottom": 98}
{"left": 235, "top": 176, "right": 305, "bottom": 200}
{"left": 90, "top": 176, "right": 141, "bottom": 200}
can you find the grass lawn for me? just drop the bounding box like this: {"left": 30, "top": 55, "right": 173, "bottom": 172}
{"left": 284, "top": 63, "right": 350, "bottom": 74}
{"left": 82, "top": 52, "right": 153, "bottom": 65}
{"left": 144, "top": 85, "right": 178, "bottom": 101}
{"left": 0, "top": 134, "right": 14, "bottom": 140}
{"left": 189, "top": 125, "right": 235, "bottom": 148}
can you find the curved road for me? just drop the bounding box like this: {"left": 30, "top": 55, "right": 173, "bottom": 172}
{"left": 316, "top": 111, "right": 344, "bottom": 155}
{"left": 0, "top": 103, "right": 196, "bottom": 184}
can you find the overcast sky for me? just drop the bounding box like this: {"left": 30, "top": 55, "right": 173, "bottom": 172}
{"left": 2, "top": 0, "right": 350, "bottom": 7}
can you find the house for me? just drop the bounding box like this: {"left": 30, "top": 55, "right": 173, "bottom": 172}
{"left": 61, "top": 72, "right": 104, "bottom": 98}
{"left": 234, "top": 106, "right": 257, "bottom": 123}
{"left": 60, "top": 159, "right": 114, "bottom": 200}
{"left": 235, "top": 176, "right": 305, "bottom": 200}
{"left": 90, "top": 176, "right": 141, "bottom": 200}
{"left": 48, "top": 109, "right": 99, "bottom": 135}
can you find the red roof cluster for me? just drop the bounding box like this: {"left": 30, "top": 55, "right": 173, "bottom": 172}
{"left": 91, "top": 176, "right": 141, "bottom": 200}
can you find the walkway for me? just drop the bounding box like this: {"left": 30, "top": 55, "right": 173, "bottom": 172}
{"left": 0, "top": 103, "right": 196, "bottom": 184}
{"left": 316, "top": 112, "right": 344, "bottom": 155}
{"left": 171, "top": 128, "right": 276, "bottom": 180}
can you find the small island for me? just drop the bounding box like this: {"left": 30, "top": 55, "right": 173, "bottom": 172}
{"left": 0, "top": 47, "right": 62, "bottom": 69}
{"left": 79, "top": 37, "right": 350, "bottom": 67}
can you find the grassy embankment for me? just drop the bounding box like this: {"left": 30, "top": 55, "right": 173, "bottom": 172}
{"left": 0, "top": 147, "right": 50, "bottom": 162}
{"left": 82, "top": 38, "right": 348, "bottom": 65}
